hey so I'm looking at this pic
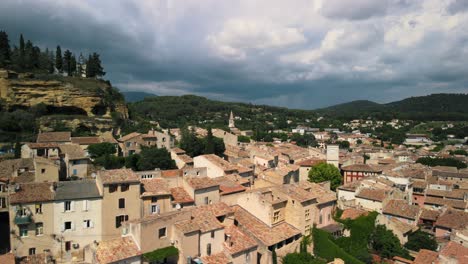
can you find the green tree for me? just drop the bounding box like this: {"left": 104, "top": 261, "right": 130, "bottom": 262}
{"left": 204, "top": 127, "right": 215, "bottom": 154}
{"left": 238, "top": 135, "right": 250, "bottom": 143}
{"left": 94, "top": 154, "right": 125, "bottom": 169}
{"left": 371, "top": 225, "right": 411, "bottom": 259}
{"left": 404, "top": 230, "right": 437, "bottom": 251}
{"left": 125, "top": 154, "right": 140, "bottom": 171}
{"left": 70, "top": 54, "right": 77, "bottom": 75}
{"left": 338, "top": 140, "right": 350, "bottom": 149}
{"left": 291, "top": 133, "right": 317, "bottom": 147}
{"left": 14, "top": 139, "right": 21, "bottom": 158}
{"left": 308, "top": 162, "right": 342, "bottom": 190}
{"left": 87, "top": 142, "right": 116, "bottom": 158}
{"left": 86, "top": 52, "right": 105, "bottom": 78}
{"left": 63, "top": 49, "right": 72, "bottom": 76}
{"left": 55, "top": 45, "right": 63, "bottom": 72}
{"left": 282, "top": 253, "right": 326, "bottom": 264}
{"left": 0, "top": 30, "right": 11, "bottom": 66}
{"left": 179, "top": 128, "right": 204, "bottom": 157}
{"left": 19, "top": 34, "right": 25, "bottom": 68}
{"left": 416, "top": 157, "right": 466, "bottom": 169}
{"left": 136, "top": 146, "right": 176, "bottom": 171}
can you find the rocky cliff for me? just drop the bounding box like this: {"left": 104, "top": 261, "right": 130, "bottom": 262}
{"left": 0, "top": 69, "right": 128, "bottom": 119}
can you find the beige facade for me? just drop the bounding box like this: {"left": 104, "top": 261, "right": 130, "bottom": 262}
{"left": 33, "top": 158, "right": 60, "bottom": 182}
{"left": 96, "top": 170, "right": 141, "bottom": 239}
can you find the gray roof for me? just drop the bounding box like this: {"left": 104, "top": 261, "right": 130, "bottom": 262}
{"left": 55, "top": 180, "right": 101, "bottom": 200}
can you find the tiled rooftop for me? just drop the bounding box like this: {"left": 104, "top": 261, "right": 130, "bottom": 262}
{"left": 356, "top": 188, "right": 388, "bottom": 202}
{"left": 185, "top": 177, "right": 219, "bottom": 190}
{"left": 98, "top": 169, "right": 140, "bottom": 184}
{"left": 223, "top": 225, "right": 257, "bottom": 255}
{"left": 383, "top": 200, "right": 420, "bottom": 220}
{"left": 141, "top": 178, "right": 170, "bottom": 197}
{"left": 36, "top": 131, "right": 71, "bottom": 143}
{"left": 435, "top": 209, "right": 468, "bottom": 230}
{"left": 170, "top": 187, "right": 194, "bottom": 204}
{"left": 9, "top": 182, "right": 55, "bottom": 204}
{"left": 96, "top": 237, "right": 141, "bottom": 264}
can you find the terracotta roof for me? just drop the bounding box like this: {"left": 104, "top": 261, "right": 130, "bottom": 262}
{"left": 161, "top": 169, "right": 182, "bottom": 178}
{"left": 170, "top": 187, "right": 194, "bottom": 204}
{"left": 96, "top": 237, "right": 141, "bottom": 264}
{"left": 412, "top": 180, "right": 427, "bottom": 190}
{"left": 426, "top": 189, "right": 466, "bottom": 200}
{"left": 435, "top": 209, "right": 468, "bottom": 230}
{"left": 178, "top": 154, "right": 193, "bottom": 164}
{"left": 10, "top": 182, "right": 55, "bottom": 204}
{"left": 341, "top": 164, "right": 382, "bottom": 173}
{"left": 59, "top": 144, "right": 87, "bottom": 160}
{"left": 280, "top": 184, "right": 318, "bottom": 203}
{"left": 71, "top": 136, "right": 102, "bottom": 145}
{"left": 200, "top": 154, "right": 238, "bottom": 172}
{"left": 298, "top": 181, "right": 336, "bottom": 204}
{"left": 36, "top": 131, "right": 71, "bottom": 143}
{"left": 383, "top": 200, "right": 420, "bottom": 220}
{"left": 118, "top": 132, "right": 141, "bottom": 142}
{"left": 185, "top": 177, "right": 219, "bottom": 190}
{"left": 175, "top": 203, "right": 230, "bottom": 234}
{"left": 356, "top": 188, "right": 388, "bottom": 202}
{"left": 98, "top": 169, "right": 140, "bottom": 184}
{"left": 413, "top": 249, "right": 439, "bottom": 264}
{"left": 197, "top": 202, "right": 233, "bottom": 217}
{"left": 0, "top": 158, "right": 34, "bottom": 179}
{"left": 420, "top": 209, "right": 441, "bottom": 221}
{"left": 171, "top": 147, "right": 186, "bottom": 154}
{"left": 296, "top": 158, "right": 326, "bottom": 167}
{"left": 439, "top": 241, "right": 468, "bottom": 263}
{"left": 0, "top": 253, "right": 15, "bottom": 264}
{"left": 224, "top": 225, "right": 258, "bottom": 255}
{"left": 341, "top": 208, "right": 368, "bottom": 220}
{"left": 232, "top": 205, "right": 301, "bottom": 246}
{"left": 424, "top": 196, "right": 467, "bottom": 210}
{"left": 25, "top": 142, "right": 60, "bottom": 148}
{"left": 141, "top": 178, "right": 170, "bottom": 197}
{"left": 200, "top": 252, "right": 232, "bottom": 264}
{"left": 212, "top": 176, "right": 246, "bottom": 195}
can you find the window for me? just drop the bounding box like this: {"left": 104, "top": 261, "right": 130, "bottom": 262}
{"left": 109, "top": 185, "right": 117, "bottom": 193}
{"left": 305, "top": 225, "right": 311, "bottom": 235}
{"left": 151, "top": 204, "right": 160, "bottom": 214}
{"left": 41, "top": 169, "right": 45, "bottom": 174}
{"left": 0, "top": 197, "right": 6, "bottom": 208}
{"left": 35, "top": 203, "right": 42, "bottom": 214}
{"left": 64, "top": 221, "right": 72, "bottom": 231}
{"left": 65, "top": 241, "right": 71, "bottom": 252}
{"left": 0, "top": 184, "right": 4, "bottom": 192}
{"left": 29, "top": 248, "right": 36, "bottom": 255}
{"left": 211, "top": 231, "right": 215, "bottom": 238}
{"left": 204, "top": 197, "right": 209, "bottom": 205}
{"left": 151, "top": 197, "right": 158, "bottom": 203}
{"left": 273, "top": 211, "right": 280, "bottom": 222}
{"left": 305, "top": 209, "right": 310, "bottom": 220}
{"left": 83, "top": 220, "right": 93, "bottom": 228}
{"left": 328, "top": 214, "right": 331, "bottom": 221}
{"left": 72, "top": 169, "right": 77, "bottom": 175}
{"left": 35, "top": 223, "right": 43, "bottom": 236}
{"left": 18, "top": 207, "right": 27, "bottom": 216}
{"left": 207, "top": 243, "right": 212, "bottom": 256}
{"left": 83, "top": 200, "right": 89, "bottom": 211}
{"left": 121, "top": 184, "right": 129, "bottom": 192}
{"left": 64, "top": 201, "right": 72, "bottom": 212}
{"left": 118, "top": 198, "right": 125, "bottom": 209}
{"left": 115, "top": 215, "right": 128, "bottom": 228}
{"left": 20, "top": 226, "right": 28, "bottom": 237}
{"left": 158, "top": 227, "right": 167, "bottom": 238}
{"left": 319, "top": 214, "right": 323, "bottom": 224}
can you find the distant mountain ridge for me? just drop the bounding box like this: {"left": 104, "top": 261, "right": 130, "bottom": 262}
{"left": 316, "top": 93, "right": 468, "bottom": 120}
{"left": 122, "top": 91, "right": 157, "bottom": 102}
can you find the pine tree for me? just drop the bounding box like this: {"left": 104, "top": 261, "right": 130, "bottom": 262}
{"left": 86, "top": 52, "right": 105, "bottom": 78}
{"left": 0, "top": 31, "right": 11, "bottom": 66}
{"left": 70, "top": 54, "right": 77, "bottom": 76}
{"left": 63, "top": 49, "right": 72, "bottom": 76}
{"left": 55, "top": 45, "right": 62, "bottom": 73}
{"left": 48, "top": 49, "right": 55, "bottom": 73}
{"left": 19, "top": 34, "right": 25, "bottom": 68}
{"left": 204, "top": 127, "right": 215, "bottom": 154}
{"left": 86, "top": 54, "right": 93, "bottom": 77}
{"left": 24, "top": 40, "right": 34, "bottom": 69}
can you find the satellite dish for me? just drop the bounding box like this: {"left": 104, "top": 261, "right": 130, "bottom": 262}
{"left": 175, "top": 203, "right": 181, "bottom": 210}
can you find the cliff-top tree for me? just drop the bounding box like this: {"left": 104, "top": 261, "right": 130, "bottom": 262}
{"left": 63, "top": 49, "right": 72, "bottom": 76}
{"left": 55, "top": 45, "right": 63, "bottom": 72}
{"left": 86, "top": 52, "right": 105, "bottom": 78}
{"left": 0, "top": 31, "right": 11, "bottom": 66}
{"left": 308, "top": 162, "right": 342, "bottom": 190}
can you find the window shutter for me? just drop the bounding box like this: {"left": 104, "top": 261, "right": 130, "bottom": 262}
{"left": 62, "top": 203, "right": 65, "bottom": 212}
{"left": 125, "top": 215, "right": 129, "bottom": 221}
{"left": 71, "top": 201, "right": 75, "bottom": 212}
{"left": 149, "top": 205, "right": 152, "bottom": 214}
{"left": 82, "top": 220, "right": 86, "bottom": 228}
{"left": 71, "top": 222, "right": 75, "bottom": 231}
{"left": 90, "top": 220, "right": 94, "bottom": 228}
{"left": 61, "top": 223, "right": 65, "bottom": 232}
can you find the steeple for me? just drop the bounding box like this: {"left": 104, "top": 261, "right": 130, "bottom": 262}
{"left": 229, "top": 111, "right": 235, "bottom": 128}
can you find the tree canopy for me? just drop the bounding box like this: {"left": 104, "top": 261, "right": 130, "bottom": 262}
{"left": 308, "top": 162, "right": 342, "bottom": 190}
{"left": 404, "top": 230, "right": 437, "bottom": 252}
{"left": 416, "top": 157, "right": 467, "bottom": 169}
{"left": 87, "top": 142, "right": 116, "bottom": 158}
{"left": 136, "top": 146, "right": 176, "bottom": 171}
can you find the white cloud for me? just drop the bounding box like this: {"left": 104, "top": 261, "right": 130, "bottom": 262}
{"left": 207, "top": 18, "right": 306, "bottom": 60}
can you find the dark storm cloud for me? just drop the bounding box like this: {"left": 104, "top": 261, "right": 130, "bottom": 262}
{"left": 0, "top": 0, "right": 466, "bottom": 109}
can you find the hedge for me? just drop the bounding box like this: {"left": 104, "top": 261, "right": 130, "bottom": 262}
{"left": 312, "top": 228, "right": 364, "bottom": 264}
{"left": 143, "top": 246, "right": 179, "bottom": 262}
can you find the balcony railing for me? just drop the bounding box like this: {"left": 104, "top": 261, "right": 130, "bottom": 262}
{"left": 14, "top": 213, "right": 33, "bottom": 225}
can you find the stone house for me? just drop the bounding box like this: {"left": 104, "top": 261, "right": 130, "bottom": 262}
{"left": 341, "top": 164, "right": 382, "bottom": 184}
{"left": 118, "top": 130, "right": 174, "bottom": 157}
{"left": 21, "top": 143, "right": 60, "bottom": 159}
{"left": 96, "top": 169, "right": 141, "bottom": 239}
{"left": 59, "top": 144, "right": 91, "bottom": 179}
{"left": 435, "top": 209, "right": 468, "bottom": 239}
{"left": 53, "top": 180, "right": 102, "bottom": 261}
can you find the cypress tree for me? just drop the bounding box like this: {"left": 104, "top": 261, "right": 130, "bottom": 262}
{"left": 0, "top": 31, "right": 11, "bottom": 66}
{"left": 86, "top": 54, "right": 93, "bottom": 77}
{"left": 204, "top": 127, "right": 215, "bottom": 154}
{"left": 55, "top": 45, "right": 62, "bottom": 72}
{"left": 19, "top": 34, "right": 25, "bottom": 68}
{"left": 63, "top": 49, "right": 72, "bottom": 76}
{"left": 24, "top": 40, "right": 34, "bottom": 69}
{"left": 70, "top": 54, "right": 77, "bottom": 76}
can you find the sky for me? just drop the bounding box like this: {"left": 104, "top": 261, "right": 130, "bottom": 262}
{"left": 1, "top": 0, "right": 468, "bottom": 109}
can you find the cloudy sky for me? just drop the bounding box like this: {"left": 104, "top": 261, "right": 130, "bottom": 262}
{"left": 1, "top": 0, "right": 468, "bottom": 108}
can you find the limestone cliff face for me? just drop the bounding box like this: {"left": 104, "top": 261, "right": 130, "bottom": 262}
{"left": 0, "top": 70, "right": 128, "bottom": 119}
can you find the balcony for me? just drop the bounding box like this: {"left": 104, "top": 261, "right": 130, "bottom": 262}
{"left": 14, "top": 213, "right": 33, "bottom": 225}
